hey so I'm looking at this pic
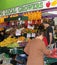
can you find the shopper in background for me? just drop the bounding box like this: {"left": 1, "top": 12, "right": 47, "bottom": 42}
{"left": 38, "top": 24, "right": 48, "bottom": 46}
{"left": 43, "top": 19, "right": 54, "bottom": 47}
{"left": 43, "top": 37, "right": 48, "bottom": 47}
{"left": 24, "top": 30, "right": 51, "bottom": 65}
{"left": 49, "top": 18, "right": 55, "bottom": 36}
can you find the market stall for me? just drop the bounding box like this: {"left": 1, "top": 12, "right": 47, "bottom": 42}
{"left": 0, "top": 0, "right": 57, "bottom": 65}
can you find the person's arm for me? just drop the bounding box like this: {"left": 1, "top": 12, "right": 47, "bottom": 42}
{"left": 42, "top": 41, "right": 51, "bottom": 55}
{"left": 49, "top": 32, "right": 53, "bottom": 45}
{"left": 49, "top": 27, "right": 53, "bottom": 45}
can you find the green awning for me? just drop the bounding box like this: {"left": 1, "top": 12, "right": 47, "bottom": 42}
{"left": 4, "top": 16, "right": 28, "bottom": 21}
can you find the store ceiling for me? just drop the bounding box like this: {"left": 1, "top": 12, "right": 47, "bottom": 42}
{"left": 42, "top": 7, "right": 57, "bottom": 18}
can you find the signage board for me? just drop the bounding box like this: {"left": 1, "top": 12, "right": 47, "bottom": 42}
{"left": 0, "top": 1, "right": 43, "bottom": 17}
{"left": 43, "top": 0, "right": 57, "bottom": 8}
{"left": 0, "top": 0, "right": 57, "bottom": 17}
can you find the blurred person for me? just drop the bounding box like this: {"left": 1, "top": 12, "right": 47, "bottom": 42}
{"left": 43, "top": 21, "right": 54, "bottom": 47}
{"left": 49, "top": 18, "right": 55, "bottom": 36}
{"left": 38, "top": 24, "right": 48, "bottom": 46}
{"left": 24, "top": 30, "right": 51, "bottom": 65}
{"left": 43, "top": 36, "right": 48, "bottom": 46}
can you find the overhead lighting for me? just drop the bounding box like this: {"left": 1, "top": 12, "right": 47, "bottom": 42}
{"left": 48, "top": 11, "right": 57, "bottom": 14}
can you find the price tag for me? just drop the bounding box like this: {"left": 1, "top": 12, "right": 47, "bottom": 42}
{"left": 27, "top": 33, "right": 31, "bottom": 38}
{"left": 15, "top": 29, "right": 21, "bottom": 36}
{"left": 28, "top": 25, "right": 34, "bottom": 29}
{"left": 32, "top": 33, "right": 36, "bottom": 37}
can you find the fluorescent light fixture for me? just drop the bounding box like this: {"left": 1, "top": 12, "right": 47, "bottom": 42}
{"left": 48, "top": 11, "right": 57, "bottom": 14}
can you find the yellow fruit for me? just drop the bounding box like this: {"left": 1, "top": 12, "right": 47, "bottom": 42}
{"left": 18, "top": 36, "right": 25, "bottom": 41}
{"left": 51, "top": 1, "right": 57, "bottom": 6}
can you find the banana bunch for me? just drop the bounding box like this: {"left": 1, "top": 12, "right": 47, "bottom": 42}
{"left": 0, "top": 36, "right": 17, "bottom": 47}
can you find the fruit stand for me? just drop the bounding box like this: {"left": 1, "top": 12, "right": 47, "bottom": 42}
{"left": 0, "top": 35, "right": 28, "bottom": 65}
{"left": 0, "top": 8, "right": 56, "bottom": 65}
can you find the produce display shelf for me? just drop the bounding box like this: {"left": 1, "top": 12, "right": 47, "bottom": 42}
{"left": 44, "top": 57, "right": 57, "bottom": 64}
{"left": 0, "top": 47, "right": 25, "bottom": 54}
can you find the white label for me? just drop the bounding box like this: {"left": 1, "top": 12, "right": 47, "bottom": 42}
{"left": 32, "top": 33, "right": 35, "bottom": 37}
{"left": 27, "top": 33, "right": 31, "bottom": 38}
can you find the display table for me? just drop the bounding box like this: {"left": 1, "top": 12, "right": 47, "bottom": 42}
{"left": 10, "top": 47, "right": 24, "bottom": 54}
{"left": 1, "top": 47, "right": 57, "bottom": 64}
{"left": 44, "top": 57, "right": 57, "bottom": 64}
{"left": 0, "top": 47, "right": 24, "bottom": 54}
